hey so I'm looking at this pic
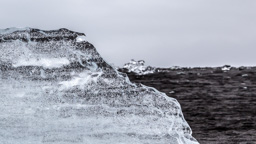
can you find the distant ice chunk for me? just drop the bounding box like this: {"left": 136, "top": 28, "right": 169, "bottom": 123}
{"left": 123, "top": 59, "right": 155, "bottom": 75}
{"left": 221, "top": 65, "right": 231, "bottom": 71}
{"left": 169, "top": 91, "right": 175, "bottom": 94}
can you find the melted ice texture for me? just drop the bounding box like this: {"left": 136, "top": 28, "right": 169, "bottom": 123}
{"left": 0, "top": 28, "right": 198, "bottom": 144}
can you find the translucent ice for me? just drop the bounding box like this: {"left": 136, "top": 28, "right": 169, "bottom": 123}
{"left": 0, "top": 28, "right": 198, "bottom": 144}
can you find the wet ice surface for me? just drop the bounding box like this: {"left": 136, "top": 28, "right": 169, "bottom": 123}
{"left": 0, "top": 28, "right": 198, "bottom": 144}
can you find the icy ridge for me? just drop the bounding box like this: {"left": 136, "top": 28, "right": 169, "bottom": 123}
{"left": 0, "top": 28, "right": 198, "bottom": 144}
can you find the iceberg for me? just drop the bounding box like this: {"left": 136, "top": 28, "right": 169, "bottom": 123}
{"left": 123, "top": 59, "right": 155, "bottom": 75}
{"left": 0, "top": 28, "right": 198, "bottom": 144}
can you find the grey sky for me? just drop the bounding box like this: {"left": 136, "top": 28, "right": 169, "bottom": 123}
{"left": 1, "top": 0, "right": 256, "bottom": 67}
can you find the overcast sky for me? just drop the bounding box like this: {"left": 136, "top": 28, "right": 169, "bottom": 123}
{"left": 0, "top": 0, "right": 256, "bottom": 67}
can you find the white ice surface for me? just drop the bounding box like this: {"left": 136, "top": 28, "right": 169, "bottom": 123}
{"left": 13, "top": 58, "right": 70, "bottom": 68}
{"left": 76, "top": 36, "right": 86, "bottom": 43}
{"left": 123, "top": 59, "right": 155, "bottom": 75}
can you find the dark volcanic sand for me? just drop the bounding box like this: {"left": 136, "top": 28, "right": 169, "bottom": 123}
{"left": 119, "top": 67, "right": 256, "bottom": 144}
